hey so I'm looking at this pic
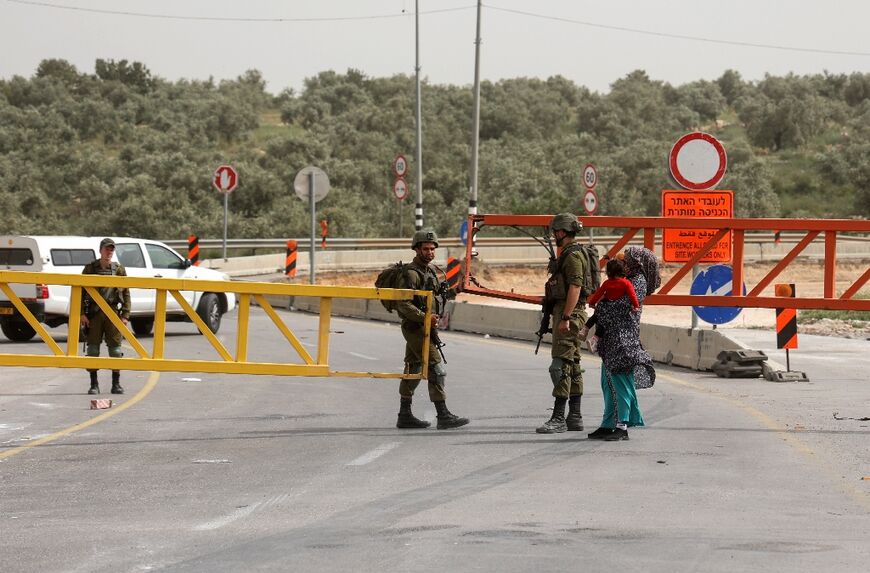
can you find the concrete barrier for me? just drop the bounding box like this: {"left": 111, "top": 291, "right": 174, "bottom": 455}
{"left": 253, "top": 293, "right": 759, "bottom": 372}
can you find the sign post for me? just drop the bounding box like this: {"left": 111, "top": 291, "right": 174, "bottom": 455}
{"left": 667, "top": 132, "right": 728, "bottom": 328}
{"left": 294, "top": 166, "right": 330, "bottom": 284}
{"left": 212, "top": 165, "right": 239, "bottom": 261}
{"left": 393, "top": 155, "right": 409, "bottom": 237}
{"left": 393, "top": 177, "right": 408, "bottom": 236}
{"left": 582, "top": 164, "right": 598, "bottom": 243}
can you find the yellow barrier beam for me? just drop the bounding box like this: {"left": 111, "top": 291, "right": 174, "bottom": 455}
{"left": 0, "top": 271, "right": 432, "bottom": 381}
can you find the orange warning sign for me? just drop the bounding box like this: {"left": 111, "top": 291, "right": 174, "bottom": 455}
{"left": 662, "top": 190, "right": 733, "bottom": 263}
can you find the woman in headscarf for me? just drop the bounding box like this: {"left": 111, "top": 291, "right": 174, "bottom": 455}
{"left": 586, "top": 246, "right": 658, "bottom": 441}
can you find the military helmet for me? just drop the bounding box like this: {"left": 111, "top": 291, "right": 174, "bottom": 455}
{"left": 549, "top": 212, "right": 583, "bottom": 233}
{"left": 411, "top": 229, "right": 439, "bottom": 249}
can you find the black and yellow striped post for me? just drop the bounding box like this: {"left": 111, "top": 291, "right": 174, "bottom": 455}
{"left": 187, "top": 235, "right": 200, "bottom": 266}
{"left": 285, "top": 240, "right": 298, "bottom": 278}
{"left": 445, "top": 256, "right": 462, "bottom": 291}
{"left": 775, "top": 283, "right": 797, "bottom": 370}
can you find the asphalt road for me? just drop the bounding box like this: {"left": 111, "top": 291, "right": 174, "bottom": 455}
{"left": 1, "top": 311, "right": 868, "bottom": 573}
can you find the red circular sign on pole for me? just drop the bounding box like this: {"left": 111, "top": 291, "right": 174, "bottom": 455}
{"left": 583, "top": 188, "right": 599, "bottom": 215}
{"left": 392, "top": 155, "right": 408, "bottom": 178}
{"left": 582, "top": 164, "right": 598, "bottom": 189}
{"left": 393, "top": 178, "right": 408, "bottom": 201}
{"left": 213, "top": 165, "right": 239, "bottom": 193}
{"left": 669, "top": 132, "right": 727, "bottom": 190}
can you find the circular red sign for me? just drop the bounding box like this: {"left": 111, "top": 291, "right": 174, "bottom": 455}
{"left": 583, "top": 188, "right": 599, "bottom": 215}
{"left": 393, "top": 178, "right": 408, "bottom": 201}
{"left": 669, "top": 132, "right": 727, "bottom": 190}
{"left": 392, "top": 155, "right": 408, "bottom": 178}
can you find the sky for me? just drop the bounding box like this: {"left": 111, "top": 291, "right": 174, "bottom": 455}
{"left": 1, "top": 0, "right": 869, "bottom": 94}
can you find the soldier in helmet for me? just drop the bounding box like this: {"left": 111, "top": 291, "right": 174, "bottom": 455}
{"left": 394, "top": 229, "right": 470, "bottom": 430}
{"left": 537, "top": 213, "right": 588, "bottom": 434}
{"left": 80, "top": 238, "right": 131, "bottom": 395}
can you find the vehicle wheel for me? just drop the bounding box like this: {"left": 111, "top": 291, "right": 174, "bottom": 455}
{"left": 1, "top": 319, "right": 37, "bottom": 342}
{"left": 131, "top": 317, "right": 154, "bottom": 336}
{"left": 196, "top": 293, "right": 221, "bottom": 334}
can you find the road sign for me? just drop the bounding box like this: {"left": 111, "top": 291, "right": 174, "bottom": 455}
{"left": 583, "top": 164, "right": 598, "bottom": 189}
{"left": 669, "top": 132, "right": 727, "bottom": 190}
{"left": 294, "top": 166, "right": 330, "bottom": 203}
{"left": 393, "top": 155, "right": 408, "bottom": 178}
{"left": 662, "top": 190, "right": 733, "bottom": 263}
{"left": 213, "top": 165, "right": 238, "bottom": 193}
{"left": 690, "top": 264, "right": 745, "bottom": 325}
{"left": 583, "top": 188, "right": 599, "bottom": 215}
{"left": 459, "top": 220, "right": 469, "bottom": 246}
{"left": 393, "top": 178, "right": 408, "bottom": 201}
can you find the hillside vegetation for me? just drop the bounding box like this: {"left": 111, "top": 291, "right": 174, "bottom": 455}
{"left": 1, "top": 59, "right": 868, "bottom": 240}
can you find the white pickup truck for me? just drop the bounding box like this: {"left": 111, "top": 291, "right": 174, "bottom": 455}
{"left": 0, "top": 235, "right": 236, "bottom": 341}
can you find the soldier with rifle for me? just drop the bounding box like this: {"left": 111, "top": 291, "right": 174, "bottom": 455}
{"left": 536, "top": 213, "right": 589, "bottom": 434}
{"left": 394, "top": 230, "right": 470, "bottom": 430}
{"left": 80, "top": 238, "right": 131, "bottom": 395}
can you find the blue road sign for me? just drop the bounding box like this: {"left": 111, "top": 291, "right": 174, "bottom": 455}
{"left": 459, "top": 220, "right": 469, "bottom": 246}
{"left": 690, "top": 264, "right": 746, "bottom": 325}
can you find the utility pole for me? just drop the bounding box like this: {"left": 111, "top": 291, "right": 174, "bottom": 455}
{"left": 414, "top": 0, "right": 424, "bottom": 230}
{"left": 468, "top": 0, "right": 482, "bottom": 217}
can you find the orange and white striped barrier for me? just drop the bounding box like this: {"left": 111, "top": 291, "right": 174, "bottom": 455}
{"left": 285, "top": 240, "right": 298, "bottom": 277}
{"left": 188, "top": 234, "right": 200, "bottom": 266}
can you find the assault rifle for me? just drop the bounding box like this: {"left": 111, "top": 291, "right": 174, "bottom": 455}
{"left": 535, "top": 299, "right": 554, "bottom": 355}
{"left": 431, "top": 280, "right": 449, "bottom": 363}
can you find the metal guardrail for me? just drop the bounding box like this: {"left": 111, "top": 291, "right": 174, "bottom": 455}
{"left": 164, "top": 233, "right": 870, "bottom": 253}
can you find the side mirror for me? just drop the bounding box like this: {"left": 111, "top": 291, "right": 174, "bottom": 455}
{"left": 182, "top": 259, "right": 192, "bottom": 269}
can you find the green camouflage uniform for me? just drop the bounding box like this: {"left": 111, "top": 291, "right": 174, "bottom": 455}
{"left": 395, "top": 259, "right": 449, "bottom": 402}
{"left": 547, "top": 238, "right": 588, "bottom": 399}
{"left": 82, "top": 260, "right": 131, "bottom": 362}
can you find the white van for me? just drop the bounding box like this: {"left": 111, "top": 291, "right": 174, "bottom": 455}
{"left": 0, "top": 236, "right": 236, "bottom": 341}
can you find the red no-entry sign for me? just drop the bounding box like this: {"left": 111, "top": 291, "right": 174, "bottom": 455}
{"left": 669, "top": 132, "right": 727, "bottom": 190}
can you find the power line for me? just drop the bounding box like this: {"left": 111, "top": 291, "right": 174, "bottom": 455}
{"left": 6, "top": 0, "right": 474, "bottom": 22}
{"left": 9, "top": 0, "right": 869, "bottom": 57}
{"left": 487, "top": 5, "right": 870, "bottom": 58}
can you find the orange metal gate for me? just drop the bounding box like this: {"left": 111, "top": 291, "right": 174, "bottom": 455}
{"left": 462, "top": 215, "right": 870, "bottom": 312}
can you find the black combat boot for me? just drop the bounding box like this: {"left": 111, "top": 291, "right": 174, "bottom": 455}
{"left": 566, "top": 395, "right": 583, "bottom": 431}
{"left": 87, "top": 371, "right": 99, "bottom": 395}
{"left": 396, "top": 397, "right": 431, "bottom": 429}
{"left": 110, "top": 370, "right": 124, "bottom": 395}
{"left": 536, "top": 397, "right": 567, "bottom": 433}
{"left": 434, "top": 401, "right": 469, "bottom": 430}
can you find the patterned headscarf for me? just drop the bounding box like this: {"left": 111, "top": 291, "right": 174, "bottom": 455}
{"left": 623, "top": 247, "right": 660, "bottom": 296}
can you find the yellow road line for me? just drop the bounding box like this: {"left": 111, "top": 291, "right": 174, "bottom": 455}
{"left": 657, "top": 370, "right": 870, "bottom": 511}
{"left": 0, "top": 371, "right": 160, "bottom": 461}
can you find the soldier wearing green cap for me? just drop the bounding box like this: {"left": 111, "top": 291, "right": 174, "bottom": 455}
{"left": 394, "top": 229, "right": 470, "bottom": 430}
{"left": 80, "top": 238, "right": 131, "bottom": 395}
{"left": 537, "top": 213, "right": 589, "bottom": 434}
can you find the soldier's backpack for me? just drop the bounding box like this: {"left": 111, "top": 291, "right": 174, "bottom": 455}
{"left": 576, "top": 244, "right": 602, "bottom": 297}
{"left": 374, "top": 262, "right": 424, "bottom": 312}
{"left": 551, "top": 243, "right": 601, "bottom": 298}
